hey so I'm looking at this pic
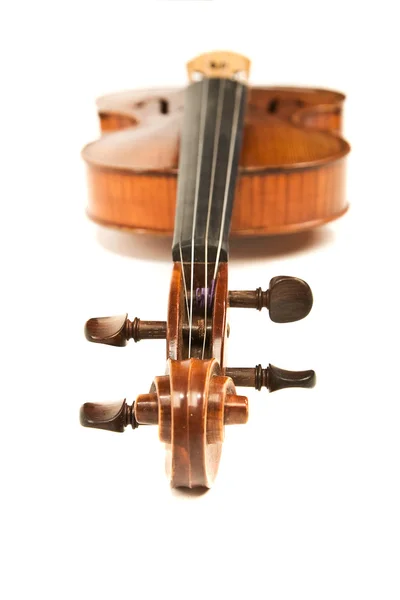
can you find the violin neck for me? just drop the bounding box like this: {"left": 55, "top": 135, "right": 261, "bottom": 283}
{"left": 172, "top": 77, "right": 247, "bottom": 264}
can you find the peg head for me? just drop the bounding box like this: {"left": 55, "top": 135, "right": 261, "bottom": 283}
{"left": 225, "top": 364, "right": 316, "bottom": 392}
{"left": 85, "top": 314, "right": 129, "bottom": 346}
{"left": 268, "top": 276, "right": 313, "bottom": 323}
{"left": 267, "top": 364, "right": 316, "bottom": 392}
{"left": 80, "top": 399, "right": 137, "bottom": 432}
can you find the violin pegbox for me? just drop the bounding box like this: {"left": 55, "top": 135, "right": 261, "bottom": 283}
{"left": 80, "top": 266, "right": 315, "bottom": 489}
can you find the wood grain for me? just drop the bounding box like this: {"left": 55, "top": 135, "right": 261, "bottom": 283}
{"left": 83, "top": 85, "right": 350, "bottom": 235}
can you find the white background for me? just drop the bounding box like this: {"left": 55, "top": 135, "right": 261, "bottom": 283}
{"left": 1, "top": 1, "right": 399, "bottom": 599}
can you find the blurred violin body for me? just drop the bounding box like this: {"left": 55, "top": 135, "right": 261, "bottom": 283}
{"left": 82, "top": 76, "right": 350, "bottom": 235}
{"left": 80, "top": 52, "right": 350, "bottom": 489}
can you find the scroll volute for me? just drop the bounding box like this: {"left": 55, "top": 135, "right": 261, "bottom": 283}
{"left": 135, "top": 358, "right": 248, "bottom": 489}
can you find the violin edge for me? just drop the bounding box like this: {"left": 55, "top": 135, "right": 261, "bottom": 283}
{"left": 86, "top": 205, "right": 349, "bottom": 237}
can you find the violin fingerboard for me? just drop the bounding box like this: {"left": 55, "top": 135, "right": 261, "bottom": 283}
{"left": 172, "top": 77, "right": 247, "bottom": 264}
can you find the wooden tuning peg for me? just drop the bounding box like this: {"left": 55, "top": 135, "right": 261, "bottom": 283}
{"left": 85, "top": 314, "right": 167, "bottom": 346}
{"left": 225, "top": 364, "right": 316, "bottom": 392}
{"left": 229, "top": 276, "right": 313, "bottom": 322}
{"left": 80, "top": 399, "right": 138, "bottom": 432}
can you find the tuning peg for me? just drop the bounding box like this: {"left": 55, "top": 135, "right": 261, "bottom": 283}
{"left": 80, "top": 399, "right": 138, "bottom": 432}
{"left": 225, "top": 364, "right": 316, "bottom": 392}
{"left": 85, "top": 314, "right": 167, "bottom": 346}
{"left": 268, "top": 276, "right": 313, "bottom": 323}
{"left": 229, "top": 276, "right": 313, "bottom": 323}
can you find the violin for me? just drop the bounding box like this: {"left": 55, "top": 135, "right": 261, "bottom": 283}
{"left": 80, "top": 51, "right": 350, "bottom": 488}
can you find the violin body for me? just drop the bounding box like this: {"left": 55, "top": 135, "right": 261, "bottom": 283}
{"left": 83, "top": 85, "right": 350, "bottom": 235}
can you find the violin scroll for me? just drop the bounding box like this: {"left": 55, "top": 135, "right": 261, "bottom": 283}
{"left": 81, "top": 266, "right": 315, "bottom": 487}
{"left": 80, "top": 358, "right": 249, "bottom": 489}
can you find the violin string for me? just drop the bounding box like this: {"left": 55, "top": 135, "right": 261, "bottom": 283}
{"left": 179, "top": 243, "right": 190, "bottom": 322}
{"left": 202, "top": 78, "right": 225, "bottom": 360}
{"left": 188, "top": 78, "right": 209, "bottom": 358}
{"left": 213, "top": 82, "right": 243, "bottom": 283}
{"left": 177, "top": 116, "right": 190, "bottom": 325}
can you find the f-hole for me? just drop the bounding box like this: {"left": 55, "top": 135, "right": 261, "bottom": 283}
{"left": 267, "top": 97, "right": 305, "bottom": 114}
{"left": 159, "top": 98, "right": 169, "bottom": 114}
{"left": 267, "top": 98, "right": 280, "bottom": 114}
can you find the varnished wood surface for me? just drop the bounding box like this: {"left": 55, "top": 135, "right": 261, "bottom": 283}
{"left": 169, "top": 358, "right": 223, "bottom": 488}
{"left": 134, "top": 358, "right": 247, "bottom": 488}
{"left": 85, "top": 157, "right": 347, "bottom": 235}
{"left": 157, "top": 261, "right": 235, "bottom": 487}
{"left": 167, "top": 262, "right": 228, "bottom": 364}
{"left": 130, "top": 260, "right": 244, "bottom": 488}
{"left": 83, "top": 86, "right": 350, "bottom": 235}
